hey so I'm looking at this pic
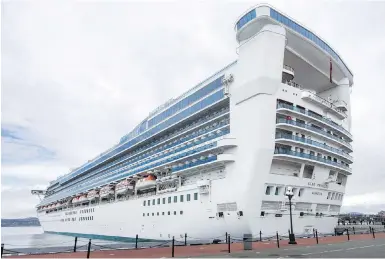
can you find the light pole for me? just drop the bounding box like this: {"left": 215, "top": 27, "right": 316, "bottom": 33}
{"left": 285, "top": 186, "right": 297, "bottom": 245}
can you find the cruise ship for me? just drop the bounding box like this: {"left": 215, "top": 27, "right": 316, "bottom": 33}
{"left": 32, "top": 4, "right": 354, "bottom": 241}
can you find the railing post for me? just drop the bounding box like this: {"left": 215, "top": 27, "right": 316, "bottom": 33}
{"left": 228, "top": 234, "right": 231, "bottom": 253}
{"left": 184, "top": 233, "right": 187, "bottom": 246}
{"left": 135, "top": 234, "right": 138, "bottom": 249}
{"left": 87, "top": 239, "right": 91, "bottom": 259}
{"left": 171, "top": 236, "right": 175, "bottom": 258}
{"left": 74, "top": 236, "right": 78, "bottom": 252}
{"left": 1, "top": 243, "right": 4, "bottom": 258}
{"left": 259, "top": 230, "right": 262, "bottom": 242}
{"left": 315, "top": 230, "right": 319, "bottom": 244}
{"left": 372, "top": 228, "right": 375, "bottom": 239}
{"left": 225, "top": 232, "right": 228, "bottom": 244}
{"left": 347, "top": 229, "right": 350, "bottom": 241}
{"left": 276, "top": 231, "right": 280, "bottom": 248}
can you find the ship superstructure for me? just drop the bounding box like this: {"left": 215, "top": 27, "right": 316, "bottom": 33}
{"left": 34, "top": 4, "right": 353, "bottom": 240}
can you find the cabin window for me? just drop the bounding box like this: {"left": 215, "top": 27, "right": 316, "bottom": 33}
{"left": 187, "top": 194, "right": 191, "bottom": 201}
{"left": 298, "top": 188, "right": 304, "bottom": 197}
{"left": 143, "top": 213, "right": 145, "bottom": 217}
{"left": 162, "top": 198, "right": 166, "bottom": 204}
{"left": 174, "top": 196, "right": 177, "bottom": 203}
{"left": 157, "top": 212, "right": 159, "bottom": 216}
{"left": 152, "top": 199, "right": 155, "bottom": 205}
{"left": 147, "top": 200, "right": 150, "bottom": 206}
{"left": 174, "top": 211, "right": 176, "bottom": 215}
{"left": 162, "top": 212, "right": 165, "bottom": 215}
{"left": 157, "top": 198, "right": 160, "bottom": 205}
{"left": 265, "top": 186, "right": 272, "bottom": 195}
{"left": 194, "top": 193, "right": 198, "bottom": 200}
{"left": 168, "top": 211, "right": 170, "bottom": 215}
{"left": 168, "top": 197, "right": 171, "bottom": 203}
{"left": 180, "top": 195, "right": 184, "bottom": 202}
{"left": 180, "top": 211, "right": 183, "bottom": 215}
{"left": 152, "top": 213, "right": 154, "bottom": 216}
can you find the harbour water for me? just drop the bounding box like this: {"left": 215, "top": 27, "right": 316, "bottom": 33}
{"left": 1, "top": 227, "right": 82, "bottom": 249}
{"left": 0, "top": 227, "right": 168, "bottom": 255}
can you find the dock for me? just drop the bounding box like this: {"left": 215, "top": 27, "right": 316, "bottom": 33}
{"left": 2, "top": 230, "right": 384, "bottom": 258}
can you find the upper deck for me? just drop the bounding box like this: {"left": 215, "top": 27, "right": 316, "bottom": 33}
{"left": 234, "top": 4, "right": 353, "bottom": 89}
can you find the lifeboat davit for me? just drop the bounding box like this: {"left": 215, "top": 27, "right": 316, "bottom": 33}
{"left": 78, "top": 195, "right": 88, "bottom": 203}
{"left": 115, "top": 179, "right": 133, "bottom": 195}
{"left": 136, "top": 175, "right": 157, "bottom": 191}
{"left": 100, "top": 185, "right": 114, "bottom": 198}
{"left": 87, "top": 190, "right": 99, "bottom": 201}
{"left": 72, "top": 196, "right": 80, "bottom": 204}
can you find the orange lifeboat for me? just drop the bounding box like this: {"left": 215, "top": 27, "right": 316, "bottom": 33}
{"left": 136, "top": 175, "right": 157, "bottom": 190}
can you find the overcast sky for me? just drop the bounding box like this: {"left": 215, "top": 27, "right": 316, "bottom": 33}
{"left": 1, "top": 0, "right": 385, "bottom": 218}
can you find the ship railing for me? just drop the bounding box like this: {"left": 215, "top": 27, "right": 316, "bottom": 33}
{"left": 276, "top": 103, "right": 352, "bottom": 139}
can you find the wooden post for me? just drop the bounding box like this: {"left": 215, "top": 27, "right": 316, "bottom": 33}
{"left": 259, "top": 230, "right": 262, "bottom": 242}
{"left": 228, "top": 235, "right": 231, "bottom": 253}
{"left": 171, "top": 236, "right": 175, "bottom": 258}
{"left": 1, "top": 243, "right": 4, "bottom": 258}
{"left": 184, "top": 233, "right": 187, "bottom": 246}
{"left": 87, "top": 239, "right": 91, "bottom": 259}
{"left": 135, "top": 234, "right": 138, "bottom": 249}
{"left": 225, "top": 232, "right": 228, "bottom": 244}
{"left": 347, "top": 229, "right": 350, "bottom": 241}
{"left": 276, "top": 231, "right": 280, "bottom": 248}
{"left": 74, "top": 237, "right": 78, "bottom": 252}
{"left": 315, "top": 230, "right": 319, "bottom": 244}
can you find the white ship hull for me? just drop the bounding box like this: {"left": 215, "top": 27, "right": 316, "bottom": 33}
{"left": 38, "top": 179, "right": 338, "bottom": 241}
{"left": 35, "top": 4, "right": 353, "bottom": 243}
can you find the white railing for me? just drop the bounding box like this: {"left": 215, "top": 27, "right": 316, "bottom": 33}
{"left": 283, "top": 65, "right": 294, "bottom": 73}
{"left": 301, "top": 91, "right": 347, "bottom": 118}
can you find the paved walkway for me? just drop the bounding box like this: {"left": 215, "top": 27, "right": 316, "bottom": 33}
{"left": 6, "top": 232, "right": 385, "bottom": 258}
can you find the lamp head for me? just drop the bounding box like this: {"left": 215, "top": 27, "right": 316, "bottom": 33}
{"left": 285, "top": 186, "right": 294, "bottom": 197}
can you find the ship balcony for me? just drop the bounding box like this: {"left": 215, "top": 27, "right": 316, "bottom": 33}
{"left": 275, "top": 133, "right": 353, "bottom": 164}
{"left": 282, "top": 65, "right": 295, "bottom": 82}
{"left": 333, "top": 100, "right": 348, "bottom": 112}
{"left": 301, "top": 91, "right": 347, "bottom": 120}
{"left": 173, "top": 154, "right": 232, "bottom": 176}
{"left": 217, "top": 137, "right": 237, "bottom": 148}
{"left": 276, "top": 118, "right": 353, "bottom": 153}
{"left": 277, "top": 103, "right": 352, "bottom": 141}
{"left": 273, "top": 148, "right": 352, "bottom": 175}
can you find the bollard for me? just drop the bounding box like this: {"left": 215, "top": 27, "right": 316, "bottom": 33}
{"left": 243, "top": 234, "right": 252, "bottom": 250}
{"left": 225, "top": 232, "right": 228, "bottom": 244}
{"left": 74, "top": 237, "right": 78, "bottom": 252}
{"left": 228, "top": 235, "right": 231, "bottom": 253}
{"left": 1, "top": 243, "right": 4, "bottom": 258}
{"left": 135, "top": 234, "right": 138, "bottom": 249}
{"left": 276, "top": 231, "right": 280, "bottom": 248}
{"left": 315, "top": 230, "right": 319, "bottom": 244}
{"left": 372, "top": 228, "right": 375, "bottom": 239}
{"left": 347, "top": 229, "right": 350, "bottom": 241}
{"left": 259, "top": 230, "right": 262, "bottom": 242}
{"left": 171, "top": 236, "right": 175, "bottom": 258}
{"left": 87, "top": 239, "right": 91, "bottom": 259}
{"left": 184, "top": 233, "right": 187, "bottom": 246}
{"left": 353, "top": 226, "right": 355, "bottom": 235}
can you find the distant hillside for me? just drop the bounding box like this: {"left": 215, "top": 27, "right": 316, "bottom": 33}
{"left": 1, "top": 217, "right": 41, "bottom": 227}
